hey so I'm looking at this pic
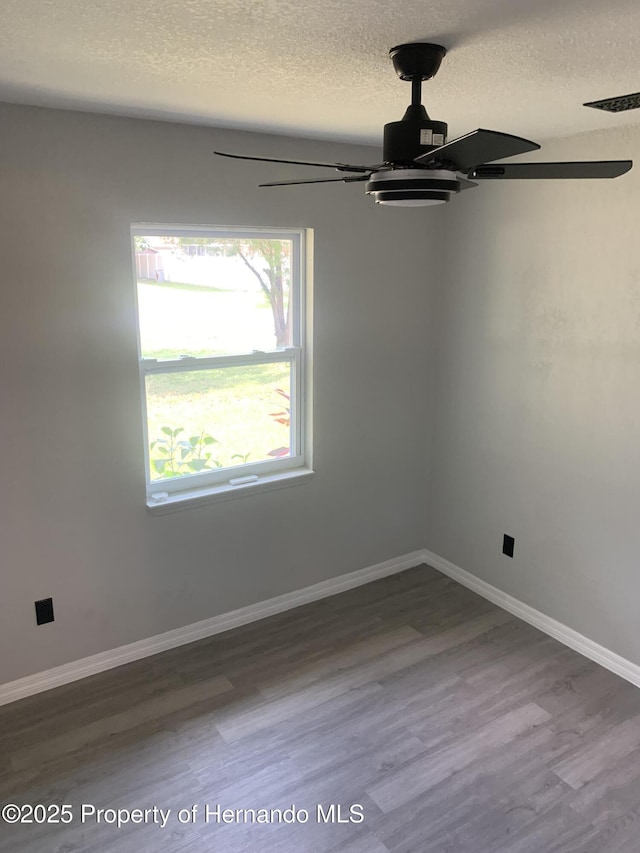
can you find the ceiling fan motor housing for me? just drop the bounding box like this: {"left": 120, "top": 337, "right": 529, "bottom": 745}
{"left": 383, "top": 117, "right": 449, "bottom": 166}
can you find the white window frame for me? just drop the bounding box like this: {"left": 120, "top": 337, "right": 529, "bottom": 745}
{"left": 132, "top": 224, "right": 313, "bottom": 513}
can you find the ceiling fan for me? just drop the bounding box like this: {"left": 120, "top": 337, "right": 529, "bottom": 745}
{"left": 214, "top": 42, "right": 632, "bottom": 207}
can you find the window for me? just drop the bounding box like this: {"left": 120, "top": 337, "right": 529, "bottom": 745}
{"left": 132, "top": 225, "right": 312, "bottom": 511}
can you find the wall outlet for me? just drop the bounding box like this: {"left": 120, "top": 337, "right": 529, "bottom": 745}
{"left": 35, "top": 598, "right": 54, "bottom": 625}
{"left": 502, "top": 534, "right": 515, "bottom": 558}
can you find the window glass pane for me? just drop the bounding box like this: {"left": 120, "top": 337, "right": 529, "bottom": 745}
{"left": 145, "top": 363, "right": 292, "bottom": 481}
{"left": 135, "top": 235, "right": 293, "bottom": 357}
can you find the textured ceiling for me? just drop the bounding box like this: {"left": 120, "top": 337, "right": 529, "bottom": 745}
{"left": 1, "top": 0, "right": 640, "bottom": 146}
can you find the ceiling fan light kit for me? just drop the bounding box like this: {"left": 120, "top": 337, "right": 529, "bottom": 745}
{"left": 214, "top": 42, "right": 632, "bottom": 208}
{"left": 365, "top": 168, "right": 459, "bottom": 206}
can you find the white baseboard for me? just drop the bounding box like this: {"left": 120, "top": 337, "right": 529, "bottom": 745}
{"left": 4, "top": 547, "right": 640, "bottom": 707}
{"left": 421, "top": 548, "right": 640, "bottom": 690}
{"left": 0, "top": 550, "right": 424, "bottom": 707}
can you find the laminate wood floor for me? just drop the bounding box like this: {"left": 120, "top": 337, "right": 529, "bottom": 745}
{"left": 2, "top": 564, "right": 640, "bottom": 852}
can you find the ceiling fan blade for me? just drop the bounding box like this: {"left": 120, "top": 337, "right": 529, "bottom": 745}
{"left": 415, "top": 129, "right": 540, "bottom": 171}
{"left": 259, "top": 175, "right": 372, "bottom": 187}
{"left": 214, "top": 150, "right": 377, "bottom": 173}
{"left": 469, "top": 160, "right": 633, "bottom": 180}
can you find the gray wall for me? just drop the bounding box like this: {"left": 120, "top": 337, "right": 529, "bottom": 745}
{"left": 4, "top": 99, "right": 638, "bottom": 688}
{"left": 430, "top": 124, "right": 640, "bottom": 663}
{"left": 0, "top": 103, "right": 440, "bottom": 684}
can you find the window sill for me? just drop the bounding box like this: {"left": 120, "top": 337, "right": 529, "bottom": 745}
{"left": 146, "top": 467, "right": 315, "bottom": 515}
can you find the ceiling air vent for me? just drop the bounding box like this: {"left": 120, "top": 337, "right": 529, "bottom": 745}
{"left": 584, "top": 92, "right": 640, "bottom": 112}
